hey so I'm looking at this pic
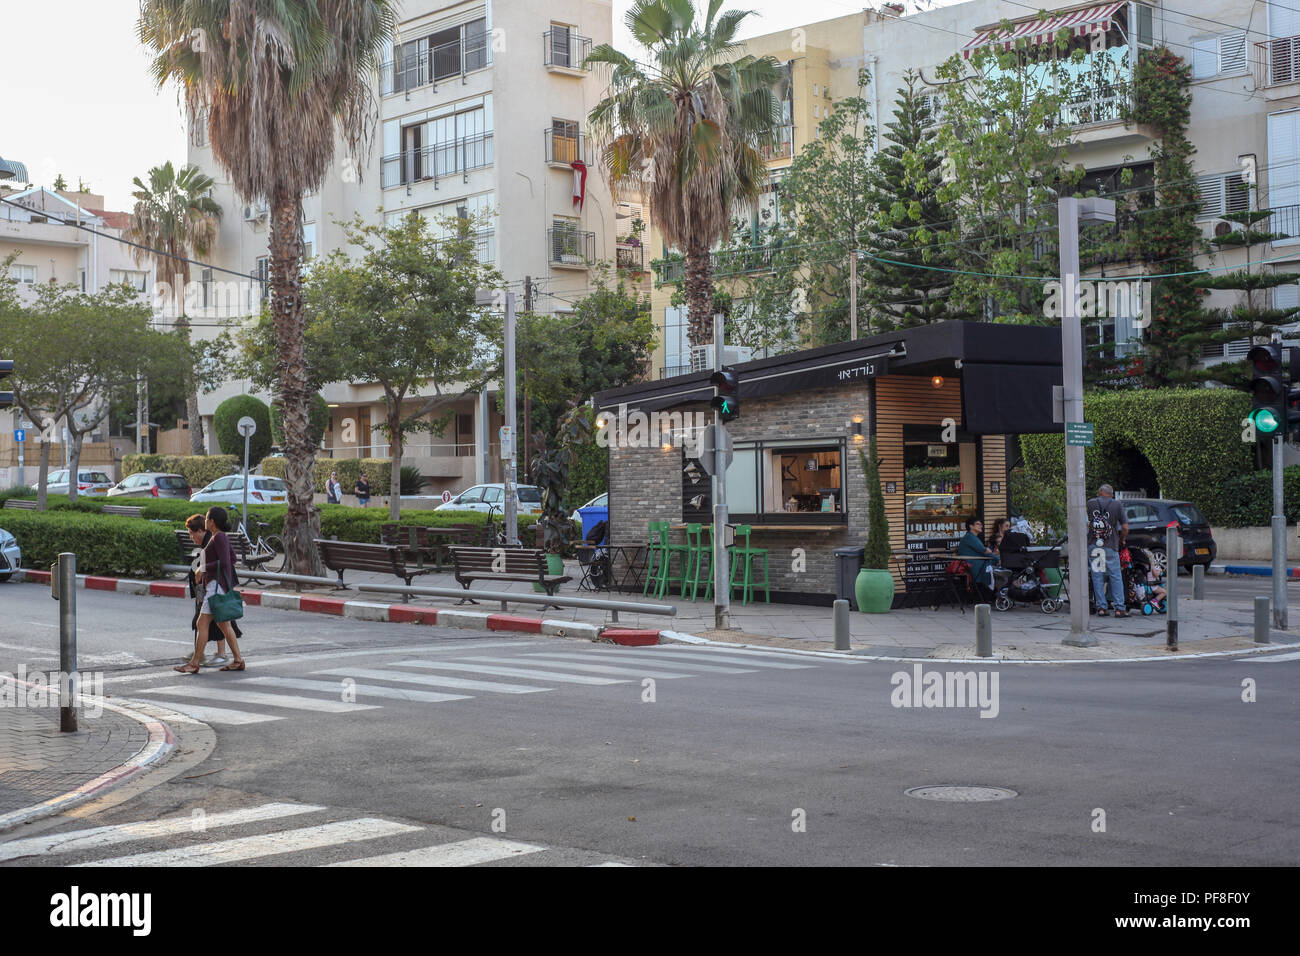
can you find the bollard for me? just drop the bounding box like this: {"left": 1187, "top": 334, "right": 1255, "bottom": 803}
{"left": 1165, "top": 527, "right": 1179, "bottom": 652}
{"left": 975, "top": 603, "right": 992, "bottom": 657}
{"left": 58, "top": 552, "right": 77, "bottom": 733}
{"left": 833, "top": 599, "right": 850, "bottom": 651}
{"left": 1255, "top": 595, "right": 1271, "bottom": 644}
{"left": 1192, "top": 563, "right": 1204, "bottom": 600}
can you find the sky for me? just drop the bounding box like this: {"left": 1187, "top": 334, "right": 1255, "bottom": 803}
{"left": 0, "top": 1, "right": 948, "bottom": 212}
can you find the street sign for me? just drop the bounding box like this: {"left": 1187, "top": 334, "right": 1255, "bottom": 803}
{"left": 441, "top": 490, "right": 452, "bottom": 503}
{"left": 1065, "top": 422, "right": 1094, "bottom": 447}
{"left": 499, "top": 425, "right": 513, "bottom": 459}
{"left": 236, "top": 415, "right": 257, "bottom": 437}
{"left": 14, "top": 429, "right": 24, "bottom": 443}
{"left": 699, "top": 424, "right": 734, "bottom": 477}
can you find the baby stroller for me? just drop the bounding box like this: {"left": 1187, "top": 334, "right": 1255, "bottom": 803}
{"left": 1122, "top": 547, "right": 1167, "bottom": 615}
{"left": 992, "top": 533, "right": 1065, "bottom": 613}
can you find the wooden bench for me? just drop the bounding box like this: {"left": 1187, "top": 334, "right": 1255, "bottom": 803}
{"left": 2, "top": 499, "right": 36, "bottom": 510}
{"left": 448, "top": 546, "right": 570, "bottom": 600}
{"left": 315, "top": 538, "right": 434, "bottom": 589}
{"left": 101, "top": 504, "right": 144, "bottom": 517}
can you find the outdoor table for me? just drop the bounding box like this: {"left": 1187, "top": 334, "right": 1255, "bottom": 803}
{"left": 606, "top": 544, "right": 647, "bottom": 592}
{"left": 892, "top": 549, "right": 967, "bottom": 612}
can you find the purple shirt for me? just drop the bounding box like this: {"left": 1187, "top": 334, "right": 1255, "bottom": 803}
{"left": 202, "top": 531, "right": 238, "bottom": 592}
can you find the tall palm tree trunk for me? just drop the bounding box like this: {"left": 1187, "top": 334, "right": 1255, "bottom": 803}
{"left": 685, "top": 242, "right": 715, "bottom": 347}
{"left": 173, "top": 313, "right": 205, "bottom": 454}
{"left": 269, "top": 188, "right": 322, "bottom": 574}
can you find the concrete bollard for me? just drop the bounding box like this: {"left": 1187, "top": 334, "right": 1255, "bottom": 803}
{"left": 1165, "top": 527, "right": 1179, "bottom": 652}
{"left": 1255, "top": 595, "right": 1271, "bottom": 644}
{"left": 975, "top": 603, "right": 992, "bottom": 657}
{"left": 833, "top": 599, "right": 850, "bottom": 651}
{"left": 1192, "top": 563, "right": 1204, "bottom": 600}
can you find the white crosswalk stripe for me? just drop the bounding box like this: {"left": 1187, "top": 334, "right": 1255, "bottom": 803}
{"left": 455, "top": 656, "right": 699, "bottom": 679}
{"left": 391, "top": 659, "right": 632, "bottom": 685}
{"left": 139, "top": 685, "right": 382, "bottom": 714}
{"left": 1237, "top": 648, "right": 1300, "bottom": 662}
{"left": 329, "top": 837, "right": 544, "bottom": 867}
{"left": 522, "top": 652, "right": 758, "bottom": 675}
{"left": 314, "top": 666, "right": 550, "bottom": 694}
{"left": 244, "top": 676, "right": 471, "bottom": 703}
{"left": 136, "top": 702, "right": 281, "bottom": 725}
{"left": 617, "top": 649, "right": 815, "bottom": 669}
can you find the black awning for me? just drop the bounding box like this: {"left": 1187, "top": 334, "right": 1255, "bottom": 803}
{"left": 960, "top": 363, "right": 1063, "bottom": 435}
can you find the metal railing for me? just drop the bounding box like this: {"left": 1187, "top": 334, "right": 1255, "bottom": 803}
{"left": 659, "top": 365, "right": 694, "bottom": 379}
{"left": 322, "top": 441, "right": 476, "bottom": 458}
{"left": 380, "top": 33, "right": 489, "bottom": 95}
{"left": 381, "top": 132, "right": 494, "bottom": 189}
{"left": 357, "top": 581, "right": 677, "bottom": 621}
{"left": 616, "top": 242, "right": 644, "bottom": 272}
{"left": 543, "top": 29, "right": 592, "bottom": 70}
{"left": 1059, "top": 91, "right": 1125, "bottom": 127}
{"left": 544, "top": 127, "right": 592, "bottom": 166}
{"left": 1270, "top": 203, "right": 1300, "bottom": 242}
{"left": 1257, "top": 35, "right": 1300, "bottom": 87}
{"left": 654, "top": 245, "right": 778, "bottom": 284}
{"left": 760, "top": 125, "right": 794, "bottom": 161}
{"left": 548, "top": 226, "right": 595, "bottom": 267}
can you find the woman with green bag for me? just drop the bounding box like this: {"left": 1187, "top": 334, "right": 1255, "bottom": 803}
{"left": 174, "top": 507, "right": 247, "bottom": 674}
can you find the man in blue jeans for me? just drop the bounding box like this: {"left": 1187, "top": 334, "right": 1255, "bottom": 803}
{"left": 1086, "top": 484, "right": 1129, "bottom": 617}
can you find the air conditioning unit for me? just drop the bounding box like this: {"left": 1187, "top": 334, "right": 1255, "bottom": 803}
{"left": 690, "top": 344, "right": 754, "bottom": 372}
{"left": 243, "top": 200, "right": 269, "bottom": 222}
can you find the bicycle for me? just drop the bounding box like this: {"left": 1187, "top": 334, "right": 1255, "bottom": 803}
{"left": 482, "top": 503, "right": 508, "bottom": 548}
{"left": 226, "top": 506, "right": 287, "bottom": 579}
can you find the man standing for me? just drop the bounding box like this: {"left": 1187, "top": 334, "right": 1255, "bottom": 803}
{"left": 354, "top": 472, "right": 371, "bottom": 508}
{"left": 1086, "top": 483, "right": 1129, "bottom": 617}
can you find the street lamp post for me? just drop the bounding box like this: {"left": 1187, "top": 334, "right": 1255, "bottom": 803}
{"left": 477, "top": 288, "right": 519, "bottom": 547}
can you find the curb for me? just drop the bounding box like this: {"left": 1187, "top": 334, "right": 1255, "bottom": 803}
{"left": 0, "top": 676, "right": 176, "bottom": 832}
{"left": 17, "top": 570, "right": 670, "bottom": 647}
{"left": 1222, "top": 564, "right": 1300, "bottom": 577}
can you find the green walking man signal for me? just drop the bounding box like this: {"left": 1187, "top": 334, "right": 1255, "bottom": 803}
{"left": 711, "top": 366, "right": 740, "bottom": 422}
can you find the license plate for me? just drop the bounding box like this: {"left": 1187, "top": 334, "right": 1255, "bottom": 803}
{"left": 1195, "top": 548, "right": 1208, "bottom": 555}
{"left": 272, "top": 496, "right": 286, "bottom": 502}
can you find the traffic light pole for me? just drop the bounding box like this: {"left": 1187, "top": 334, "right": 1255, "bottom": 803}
{"left": 713, "top": 313, "right": 730, "bottom": 631}
{"left": 1273, "top": 435, "right": 1287, "bottom": 629}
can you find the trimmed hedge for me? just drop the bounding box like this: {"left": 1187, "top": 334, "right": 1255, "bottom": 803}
{"left": 1020, "top": 389, "right": 1252, "bottom": 526}
{"left": 1218, "top": 468, "right": 1300, "bottom": 527}
{"left": 214, "top": 395, "right": 272, "bottom": 462}
{"left": 260, "top": 457, "right": 392, "bottom": 495}
{"left": 123, "top": 454, "right": 242, "bottom": 490}
{"left": 0, "top": 510, "right": 176, "bottom": 577}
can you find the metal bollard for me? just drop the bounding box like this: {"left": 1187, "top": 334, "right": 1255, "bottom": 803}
{"left": 58, "top": 552, "right": 77, "bottom": 733}
{"left": 833, "top": 599, "right": 850, "bottom": 651}
{"left": 1255, "top": 595, "right": 1271, "bottom": 644}
{"left": 975, "top": 603, "right": 992, "bottom": 657}
{"left": 1192, "top": 563, "right": 1204, "bottom": 600}
{"left": 1165, "top": 527, "right": 1179, "bottom": 652}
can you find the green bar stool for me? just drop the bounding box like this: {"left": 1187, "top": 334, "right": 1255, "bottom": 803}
{"left": 728, "top": 524, "right": 771, "bottom": 606}
{"left": 682, "top": 523, "right": 713, "bottom": 600}
{"left": 642, "top": 520, "right": 667, "bottom": 596}
{"left": 656, "top": 523, "right": 689, "bottom": 599}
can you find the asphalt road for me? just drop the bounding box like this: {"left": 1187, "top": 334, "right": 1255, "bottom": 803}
{"left": 1, "top": 584, "right": 1298, "bottom": 867}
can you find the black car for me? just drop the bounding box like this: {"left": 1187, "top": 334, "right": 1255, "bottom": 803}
{"left": 1119, "top": 498, "right": 1216, "bottom": 576}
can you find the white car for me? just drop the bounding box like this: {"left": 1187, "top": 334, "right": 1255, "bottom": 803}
{"left": 46, "top": 469, "right": 115, "bottom": 497}
{"left": 0, "top": 527, "right": 21, "bottom": 582}
{"left": 435, "top": 483, "right": 543, "bottom": 516}
{"left": 571, "top": 492, "right": 608, "bottom": 523}
{"left": 191, "top": 474, "right": 289, "bottom": 504}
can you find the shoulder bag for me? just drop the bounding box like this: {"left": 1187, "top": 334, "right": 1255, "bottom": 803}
{"left": 207, "top": 558, "right": 245, "bottom": 623}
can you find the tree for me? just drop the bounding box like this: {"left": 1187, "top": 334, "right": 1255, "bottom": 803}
{"left": 53, "top": 174, "right": 67, "bottom": 191}
{"left": 587, "top": 0, "right": 783, "bottom": 346}
{"left": 124, "top": 160, "right": 222, "bottom": 454}
{"left": 140, "top": 0, "right": 397, "bottom": 573}
{"left": 298, "top": 213, "right": 500, "bottom": 521}
{"left": 863, "top": 71, "right": 969, "bottom": 330}
{"left": 214, "top": 394, "right": 272, "bottom": 463}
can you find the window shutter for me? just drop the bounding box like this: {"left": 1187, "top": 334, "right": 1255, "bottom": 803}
{"left": 1192, "top": 36, "right": 1218, "bottom": 78}
{"left": 1219, "top": 33, "right": 1247, "bottom": 74}
{"left": 1224, "top": 173, "right": 1251, "bottom": 212}
{"left": 1197, "top": 175, "right": 1224, "bottom": 218}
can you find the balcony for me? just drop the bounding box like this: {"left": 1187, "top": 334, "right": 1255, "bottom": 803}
{"left": 659, "top": 365, "right": 694, "bottom": 379}
{"left": 380, "top": 32, "right": 489, "bottom": 96}
{"left": 616, "top": 241, "right": 645, "bottom": 272}
{"left": 653, "top": 245, "right": 778, "bottom": 284}
{"left": 381, "top": 132, "right": 494, "bottom": 189}
{"left": 548, "top": 226, "right": 595, "bottom": 269}
{"left": 1256, "top": 36, "right": 1300, "bottom": 91}
{"left": 544, "top": 128, "right": 593, "bottom": 167}
{"left": 760, "top": 125, "right": 794, "bottom": 162}
{"left": 1270, "top": 203, "right": 1300, "bottom": 245}
{"left": 543, "top": 28, "right": 592, "bottom": 73}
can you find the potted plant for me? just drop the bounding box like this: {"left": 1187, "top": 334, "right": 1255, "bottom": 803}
{"left": 529, "top": 405, "right": 594, "bottom": 588}
{"left": 855, "top": 438, "right": 895, "bottom": 613}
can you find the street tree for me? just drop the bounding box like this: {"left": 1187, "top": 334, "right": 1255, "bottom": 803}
{"left": 140, "top": 0, "right": 398, "bottom": 573}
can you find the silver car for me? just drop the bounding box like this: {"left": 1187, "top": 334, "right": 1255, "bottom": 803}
{"left": 0, "top": 527, "right": 21, "bottom": 582}
{"left": 107, "top": 472, "right": 192, "bottom": 499}
{"left": 191, "top": 474, "right": 288, "bottom": 504}
{"left": 46, "top": 468, "right": 115, "bottom": 497}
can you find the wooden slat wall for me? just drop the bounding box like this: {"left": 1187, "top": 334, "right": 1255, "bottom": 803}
{"left": 981, "top": 436, "right": 1009, "bottom": 528}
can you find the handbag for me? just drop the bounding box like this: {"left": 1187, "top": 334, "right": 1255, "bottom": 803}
{"left": 206, "top": 558, "right": 245, "bottom": 623}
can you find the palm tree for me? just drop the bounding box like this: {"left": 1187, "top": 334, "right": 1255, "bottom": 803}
{"left": 138, "top": 0, "right": 396, "bottom": 573}
{"left": 587, "top": 0, "right": 783, "bottom": 346}
{"left": 125, "top": 161, "right": 221, "bottom": 455}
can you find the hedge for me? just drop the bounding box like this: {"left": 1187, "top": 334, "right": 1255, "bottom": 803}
{"left": 123, "top": 454, "right": 242, "bottom": 490}
{"left": 260, "top": 457, "right": 392, "bottom": 495}
{"left": 0, "top": 510, "right": 176, "bottom": 577}
{"left": 1020, "top": 389, "right": 1252, "bottom": 526}
{"left": 214, "top": 395, "right": 272, "bottom": 462}
{"left": 270, "top": 395, "right": 330, "bottom": 449}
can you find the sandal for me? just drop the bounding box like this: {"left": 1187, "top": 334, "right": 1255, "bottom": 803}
{"left": 173, "top": 662, "right": 201, "bottom": 674}
{"left": 219, "top": 659, "right": 246, "bottom": 671}
{"left": 1114, "top": 609, "right": 1129, "bottom": 618}
{"left": 1096, "top": 608, "right": 1109, "bottom": 617}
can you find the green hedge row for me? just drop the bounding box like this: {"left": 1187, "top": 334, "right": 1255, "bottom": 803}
{"left": 1217, "top": 468, "right": 1300, "bottom": 527}
{"left": 122, "top": 454, "right": 242, "bottom": 490}
{"left": 0, "top": 511, "right": 176, "bottom": 577}
{"left": 259, "top": 457, "right": 393, "bottom": 495}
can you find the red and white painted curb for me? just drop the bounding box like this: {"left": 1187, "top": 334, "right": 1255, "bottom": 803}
{"left": 17, "top": 570, "right": 677, "bottom": 647}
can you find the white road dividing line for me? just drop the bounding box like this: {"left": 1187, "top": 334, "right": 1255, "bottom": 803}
{"left": 393, "top": 659, "right": 629, "bottom": 685}
{"left": 142, "top": 637, "right": 192, "bottom": 646}
{"left": 1237, "top": 649, "right": 1300, "bottom": 662}
{"left": 79, "top": 818, "right": 421, "bottom": 867}
{"left": 244, "top": 676, "right": 470, "bottom": 703}
{"left": 329, "top": 837, "right": 545, "bottom": 867}
{"left": 0, "top": 803, "right": 324, "bottom": 863}
{"left": 314, "top": 667, "right": 548, "bottom": 695}
{"left": 457, "top": 656, "right": 697, "bottom": 680}
{"left": 522, "top": 652, "right": 757, "bottom": 675}
{"left": 138, "top": 685, "right": 382, "bottom": 714}
{"left": 622, "top": 649, "right": 813, "bottom": 669}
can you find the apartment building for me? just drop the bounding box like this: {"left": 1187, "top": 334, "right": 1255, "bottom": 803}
{"left": 186, "top": 0, "right": 618, "bottom": 495}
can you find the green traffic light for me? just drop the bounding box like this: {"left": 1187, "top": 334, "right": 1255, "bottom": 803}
{"left": 1252, "top": 408, "right": 1280, "bottom": 434}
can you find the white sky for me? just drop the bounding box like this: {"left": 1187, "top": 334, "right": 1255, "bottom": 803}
{"left": 0, "top": 1, "right": 949, "bottom": 212}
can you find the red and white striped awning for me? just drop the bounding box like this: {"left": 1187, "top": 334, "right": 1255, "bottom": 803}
{"left": 961, "top": 2, "right": 1126, "bottom": 59}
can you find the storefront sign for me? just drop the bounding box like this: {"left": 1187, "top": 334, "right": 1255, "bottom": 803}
{"left": 926, "top": 444, "right": 948, "bottom": 458}
{"left": 774, "top": 357, "right": 889, "bottom": 394}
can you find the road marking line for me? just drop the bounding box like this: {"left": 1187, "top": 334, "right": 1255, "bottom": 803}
{"left": 142, "top": 637, "right": 192, "bottom": 645}
{"left": 1237, "top": 649, "right": 1300, "bottom": 662}
{"left": 523, "top": 652, "right": 756, "bottom": 675}
{"left": 0, "top": 803, "right": 323, "bottom": 863}
{"left": 393, "top": 659, "right": 629, "bottom": 685}
{"left": 138, "top": 685, "right": 382, "bottom": 714}
{"left": 624, "top": 648, "right": 814, "bottom": 668}
{"left": 80, "top": 818, "right": 420, "bottom": 867}
{"left": 314, "top": 667, "right": 548, "bottom": 695}
{"left": 126, "top": 701, "right": 281, "bottom": 725}
{"left": 329, "top": 837, "right": 545, "bottom": 867}
{"left": 460, "top": 656, "right": 696, "bottom": 679}
{"left": 244, "top": 676, "right": 471, "bottom": 703}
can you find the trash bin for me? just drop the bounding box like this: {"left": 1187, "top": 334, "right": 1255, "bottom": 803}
{"left": 578, "top": 506, "right": 609, "bottom": 543}
{"left": 834, "top": 546, "right": 865, "bottom": 611}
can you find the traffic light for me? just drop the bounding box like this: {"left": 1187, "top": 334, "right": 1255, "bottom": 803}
{"left": 711, "top": 366, "right": 739, "bottom": 422}
{"left": 1289, "top": 348, "right": 1300, "bottom": 443}
{"left": 1247, "top": 344, "right": 1284, "bottom": 442}
{"left": 0, "top": 359, "right": 12, "bottom": 409}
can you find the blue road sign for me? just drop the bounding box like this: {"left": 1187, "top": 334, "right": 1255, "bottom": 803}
{"left": 14, "top": 429, "right": 24, "bottom": 443}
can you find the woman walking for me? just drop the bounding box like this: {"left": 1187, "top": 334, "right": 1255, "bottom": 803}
{"left": 184, "top": 514, "right": 243, "bottom": 666}
{"left": 175, "top": 507, "right": 246, "bottom": 673}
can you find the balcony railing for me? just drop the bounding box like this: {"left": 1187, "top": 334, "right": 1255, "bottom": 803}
{"left": 381, "top": 132, "right": 494, "bottom": 189}
{"left": 1270, "top": 203, "right": 1300, "bottom": 243}
{"left": 616, "top": 242, "right": 644, "bottom": 272}
{"left": 380, "top": 33, "right": 489, "bottom": 95}
{"left": 548, "top": 226, "right": 595, "bottom": 267}
{"left": 1059, "top": 88, "right": 1125, "bottom": 128}
{"left": 659, "top": 365, "right": 694, "bottom": 379}
{"left": 543, "top": 29, "right": 592, "bottom": 70}
{"left": 544, "top": 128, "right": 593, "bottom": 166}
{"left": 1257, "top": 35, "right": 1300, "bottom": 87}
{"left": 654, "top": 245, "right": 778, "bottom": 284}
{"left": 761, "top": 125, "right": 794, "bottom": 161}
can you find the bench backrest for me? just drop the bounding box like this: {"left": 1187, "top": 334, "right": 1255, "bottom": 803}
{"left": 314, "top": 539, "right": 403, "bottom": 575}
{"left": 102, "top": 505, "right": 144, "bottom": 517}
{"left": 450, "top": 546, "right": 548, "bottom": 577}
{"left": 2, "top": 499, "right": 37, "bottom": 510}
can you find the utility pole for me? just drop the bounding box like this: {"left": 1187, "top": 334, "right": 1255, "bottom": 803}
{"left": 712, "top": 313, "right": 730, "bottom": 631}
{"left": 522, "top": 277, "right": 532, "bottom": 484}
{"left": 849, "top": 247, "right": 858, "bottom": 341}
{"left": 503, "top": 290, "right": 519, "bottom": 546}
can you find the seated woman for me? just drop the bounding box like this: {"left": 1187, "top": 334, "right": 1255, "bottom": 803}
{"left": 989, "top": 517, "right": 1011, "bottom": 556}
{"left": 957, "top": 517, "right": 996, "bottom": 595}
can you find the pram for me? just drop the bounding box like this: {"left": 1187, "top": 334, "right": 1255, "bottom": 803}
{"left": 992, "top": 532, "right": 1065, "bottom": 613}
{"left": 1122, "top": 546, "right": 1167, "bottom": 615}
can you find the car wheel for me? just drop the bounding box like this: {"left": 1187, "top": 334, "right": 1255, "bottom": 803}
{"left": 1150, "top": 548, "right": 1168, "bottom": 578}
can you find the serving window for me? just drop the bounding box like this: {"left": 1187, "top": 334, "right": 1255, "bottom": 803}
{"left": 683, "top": 439, "right": 846, "bottom": 523}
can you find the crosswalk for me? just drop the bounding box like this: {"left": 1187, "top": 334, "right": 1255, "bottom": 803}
{"left": 0, "top": 802, "right": 628, "bottom": 867}
{"left": 120, "top": 642, "right": 841, "bottom": 727}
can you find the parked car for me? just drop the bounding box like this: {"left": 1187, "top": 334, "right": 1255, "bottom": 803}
{"left": 0, "top": 527, "right": 20, "bottom": 582}
{"left": 571, "top": 492, "right": 607, "bottom": 523}
{"left": 1119, "top": 498, "right": 1216, "bottom": 575}
{"left": 435, "top": 483, "right": 544, "bottom": 516}
{"left": 107, "top": 472, "right": 192, "bottom": 500}
{"left": 46, "top": 469, "right": 115, "bottom": 497}
{"left": 192, "top": 474, "right": 288, "bottom": 504}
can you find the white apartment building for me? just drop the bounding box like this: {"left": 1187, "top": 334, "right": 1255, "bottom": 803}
{"left": 187, "top": 0, "right": 617, "bottom": 495}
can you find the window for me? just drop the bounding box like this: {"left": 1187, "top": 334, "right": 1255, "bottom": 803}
{"left": 10, "top": 263, "right": 35, "bottom": 284}
{"left": 200, "top": 267, "right": 213, "bottom": 308}
{"left": 1197, "top": 172, "right": 1251, "bottom": 218}
{"left": 303, "top": 222, "right": 316, "bottom": 260}
{"left": 190, "top": 108, "right": 208, "bottom": 147}
{"left": 108, "top": 269, "right": 148, "bottom": 292}
{"left": 550, "top": 23, "right": 572, "bottom": 67}
{"left": 249, "top": 257, "right": 269, "bottom": 311}
{"left": 390, "top": 100, "right": 492, "bottom": 187}
{"left": 688, "top": 440, "right": 845, "bottom": 519}
{"left": 550, "top": 119, "right": 581, "bottom": 164}
{"left": 482, "top": 486, "right": 503, "bottom": 504}
{"left": 457, "top": 486, "right": 484, "bottom": 503}
{"left": 391, "top": 16, "right": 488, "bottom": 93}
{"left": 1192, "top": 33, "right": 1247, "bottom": 78}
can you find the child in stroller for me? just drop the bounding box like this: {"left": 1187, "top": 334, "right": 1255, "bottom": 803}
{"left": 1122, "top": 547, "right": 1167, "bottom": 615}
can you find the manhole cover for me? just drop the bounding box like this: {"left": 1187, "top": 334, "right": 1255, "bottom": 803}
{"left": 905, "top": 786, "right": 1018, "bottom": 802}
